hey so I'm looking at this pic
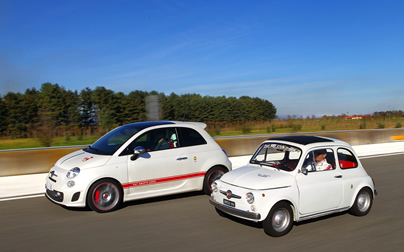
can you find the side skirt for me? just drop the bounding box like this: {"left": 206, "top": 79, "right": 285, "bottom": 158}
{"left": 296, "top": 207, "right": 350, "bottom": 222}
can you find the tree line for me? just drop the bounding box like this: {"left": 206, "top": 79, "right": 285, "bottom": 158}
{"left": 0, "top": 83, "right": 277, "bottom": 138}
{"left": 372, "top": 110, "right": 404, "bottom": 119}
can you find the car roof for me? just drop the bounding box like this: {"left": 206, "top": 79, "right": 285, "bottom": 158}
{"left": 123, "top": 121, "right": 174, "bottom": 130}
{"left": 268, "top": 136, "right": 335, "bottom": 145}
{"left": 121, "top": 121, "right": 206, "bottom": 131}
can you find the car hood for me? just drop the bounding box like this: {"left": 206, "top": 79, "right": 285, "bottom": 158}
{"left": 220, "top": 164, "right": 294, "bottom": 190}
{"left": 55, "top": 149, "right": 111, "bottom": 170}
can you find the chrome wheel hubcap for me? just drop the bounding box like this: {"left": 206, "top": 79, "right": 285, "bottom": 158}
{"left": 272, "top": 208, "right": 290, "bottom": 232}
{"left": 94, "top": 183, "right": 119, "bottom": 210}
{"left": 358, "top": 191, "right": 371, "bottom": 212}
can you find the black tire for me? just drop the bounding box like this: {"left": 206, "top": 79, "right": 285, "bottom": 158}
{"left": 349, "top": 187, "right": 373, "bottom": 216}
{"left": 87, "top": 179, "right": 122, "bottom": 213}
{"left": 203, "top": 166, "right": 227, "bottom": 195}
{"left": 262, "top": 202, "right": 293, "bottom": 237}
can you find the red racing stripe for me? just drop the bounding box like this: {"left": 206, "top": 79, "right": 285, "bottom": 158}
{"left": 122, "top": 171, "right": 206, "bottom": 189}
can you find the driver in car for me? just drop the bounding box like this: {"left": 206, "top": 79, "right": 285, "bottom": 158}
{"left": 153, "top": 129, "right": 171, "bottom": 150}
{"left": 304, "top": 149, "right": 332, "bottom": 171}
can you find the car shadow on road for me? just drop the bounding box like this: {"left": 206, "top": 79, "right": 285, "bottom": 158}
{"left": 43, "top": 195, "right": 92, "bottom": 212}
{"left": 294, "top": 211, "right": 348, "bottom": 226}
{"left": 216, "top": 210, "right": 349, "bottom": 230}
{"left": 57, "top": 191, "right": 206, "bottom": 212}
{"left": 216, "top": 210, "right": 262, "bottom": 229}
{"left": 120, "top": 190, "right": 205, "bottom": 209}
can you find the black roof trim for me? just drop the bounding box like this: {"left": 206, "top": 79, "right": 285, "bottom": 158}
{"left": 123, "top": 121, "right": 175, "bottom": 131}
{"left": 267, "top": 136, "right": 334, "bottom": 145}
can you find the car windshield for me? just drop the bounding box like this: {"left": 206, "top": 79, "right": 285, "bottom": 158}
{"left": 84, "top": 125, "right": 141, "bottom": 155}
{"left": 250, "top": 142, "right": 302, "bottom": 171}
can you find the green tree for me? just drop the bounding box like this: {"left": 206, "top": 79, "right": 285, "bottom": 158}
{"left": 92, "top": 87, "right": 118, "bottom": 132}
{"left": 3, "top": 92, "right": 28, "bottom": 137}
{"left": 79, "top": 87, "right": 96, "bottom": 133}
{"left": 115, "top": 92, "right": 127, "bottom": 125}
{"left": 62, "top": 89, "right": 81, "bottom": 135}
{"left": 0, "top": 95, "right": 8, "bottom": 135}
{"left": 22, "top": 88, "right": 39, "bottom": 137}
{"left": 37, "top": 83, "right": 66, "bottom": 136}
{"left": 126, "top": 90, "right": 147, "bottom": 122}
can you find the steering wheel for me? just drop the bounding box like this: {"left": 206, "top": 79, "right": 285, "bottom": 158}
{"left": 283, "top": 161, "right": 297, "bottom": 170}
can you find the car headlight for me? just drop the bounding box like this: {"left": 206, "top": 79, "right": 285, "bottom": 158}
{"left": 211, "top": 182, "right": 218, "bottom": 193}
{"left": 66, "top": 167, "right": 80, "bottom": 178}
{"left": 246, "top": 192, "right": 254, "bottom": 204}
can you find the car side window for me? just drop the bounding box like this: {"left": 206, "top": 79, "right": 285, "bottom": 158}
{"left": 177, "top": 127, "right": 207, "bottom": 147}
{"left": 122, "top": 128, "right": 178, "bottom": 155}
{"left": 303, "top": 148, "right": 335, "bottom": 172}
{"left": 337, "top": 148, "right": 358, "bottom": 169}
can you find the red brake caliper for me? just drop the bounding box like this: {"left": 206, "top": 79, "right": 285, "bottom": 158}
{"left": 95, "top": 190, "right": 100, "bottom": 203}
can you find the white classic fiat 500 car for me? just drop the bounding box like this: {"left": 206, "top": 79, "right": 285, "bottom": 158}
{"left": 45, "top": 121, "right": 231, "bottom": 212}
{"left": 210, "top": 136, "right": 376, "bottom": 237}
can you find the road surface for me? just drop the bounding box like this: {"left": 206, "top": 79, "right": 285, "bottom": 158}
{"left": 0, "top": 155, "right": 403, "bottom": 252}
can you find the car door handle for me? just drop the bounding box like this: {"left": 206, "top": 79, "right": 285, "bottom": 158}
{"left": 177, "top": 157, "right": 188, "bottom": 161}
{"left": 334, "top": 175, "right": 343, "bottom": 178}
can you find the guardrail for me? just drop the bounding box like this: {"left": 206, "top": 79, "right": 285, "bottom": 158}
{"left": 1, "top": 128, "right": 403, "bottom": 177}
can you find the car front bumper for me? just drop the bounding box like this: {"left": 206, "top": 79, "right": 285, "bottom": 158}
{"left": 209, "top": 197, "right": 261, "bottom": 220}
{"left": 45, "top": 168, "right": 87, "bottom": 207}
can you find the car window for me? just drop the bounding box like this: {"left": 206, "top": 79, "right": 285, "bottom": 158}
{"left": 250, "top": 143, "right": 302, "bottom": 171}
{"left": 87, "top": 124, "right": 141, "bottom": 155}
{"left": 337, "top": 148, "right": 358, "bottom": 169}
{"left": 122, "top": 127, "right": 178, "bottom": 155}
{"left": 177, "top": 127, "right": 207, "bottom": 147}
{"left": 303, "top": 148, "right": 335, "bottom": 172}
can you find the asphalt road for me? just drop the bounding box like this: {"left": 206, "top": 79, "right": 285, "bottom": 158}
{"left": 1, "top": 155, "right": 403, "bottom": 252}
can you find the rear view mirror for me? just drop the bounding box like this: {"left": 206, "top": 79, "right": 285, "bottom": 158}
{"left": 131, "top": 146, "right": 146, "bottom": 161}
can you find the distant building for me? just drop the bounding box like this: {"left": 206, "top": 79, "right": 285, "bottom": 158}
{"left": 346, "top": 115, "right": 372, "bottom": 120}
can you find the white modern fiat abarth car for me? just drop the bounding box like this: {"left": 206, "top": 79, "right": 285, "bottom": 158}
{"left": 209, "top": 136, "right": 377, "bottom": 237}
{"left": 45, "top": 121, "right": 231, "bottom": 213}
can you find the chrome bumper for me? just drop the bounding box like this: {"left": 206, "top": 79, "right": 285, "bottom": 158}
{"left": 209, "top": 198, "right": 261, "bottom": 220}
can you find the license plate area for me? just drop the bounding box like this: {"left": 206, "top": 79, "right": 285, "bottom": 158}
{"left": 223, "top": 199, "right": 235, "bottom": 207}
{"left": 46, "top": 182, "right": 53, "bottom": 191}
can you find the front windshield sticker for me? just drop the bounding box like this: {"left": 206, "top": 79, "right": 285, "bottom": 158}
{"left": 263, "top": 144, "right": 299, "bottom": 152}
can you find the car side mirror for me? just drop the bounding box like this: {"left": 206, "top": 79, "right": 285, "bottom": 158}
{"left": 301, "top": 167, "right": 308, "bottom": 175}
{"left": 131, "top": 146, "right": 146, "bottom": 161}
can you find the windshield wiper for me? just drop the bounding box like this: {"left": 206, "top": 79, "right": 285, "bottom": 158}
{"left": 256, "top": 161, "right": 282, "bottom": 169}
{"left": 88, "top": 146, "right": 103, "bottom": 154}
{"left": 251, "top": 161, "right": 273, "bottom": 167}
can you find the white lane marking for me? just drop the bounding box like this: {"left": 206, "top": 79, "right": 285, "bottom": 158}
{"left": 0, "top": 194, "right": 44, "bottom": 202}
{"left": 359, "top": 152, "right": 404, "bottom": 159}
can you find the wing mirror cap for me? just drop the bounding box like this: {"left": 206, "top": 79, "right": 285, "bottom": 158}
{"left": 134, "top": 146, "right": 146, "bottom": 155}
{"left": 131, "top": 146, "right": 146, "bottom": 161}
{"left": 301, "top": 167, "right": 308, "bottom": 175}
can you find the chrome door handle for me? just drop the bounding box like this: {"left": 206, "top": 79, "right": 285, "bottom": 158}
{"left": 334, "top": 175, "right": 343, "bottom": 178}
{"left": 177, "top": 157, "right": 188, "bottom": 161}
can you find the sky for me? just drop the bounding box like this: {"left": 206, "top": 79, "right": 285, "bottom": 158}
{"left": 1, "top": 0, "right": 403, "bottom": 117}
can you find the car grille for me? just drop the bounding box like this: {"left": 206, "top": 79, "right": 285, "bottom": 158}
{"left": 46, "top": 189, "right": 64, "bottom": 202}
